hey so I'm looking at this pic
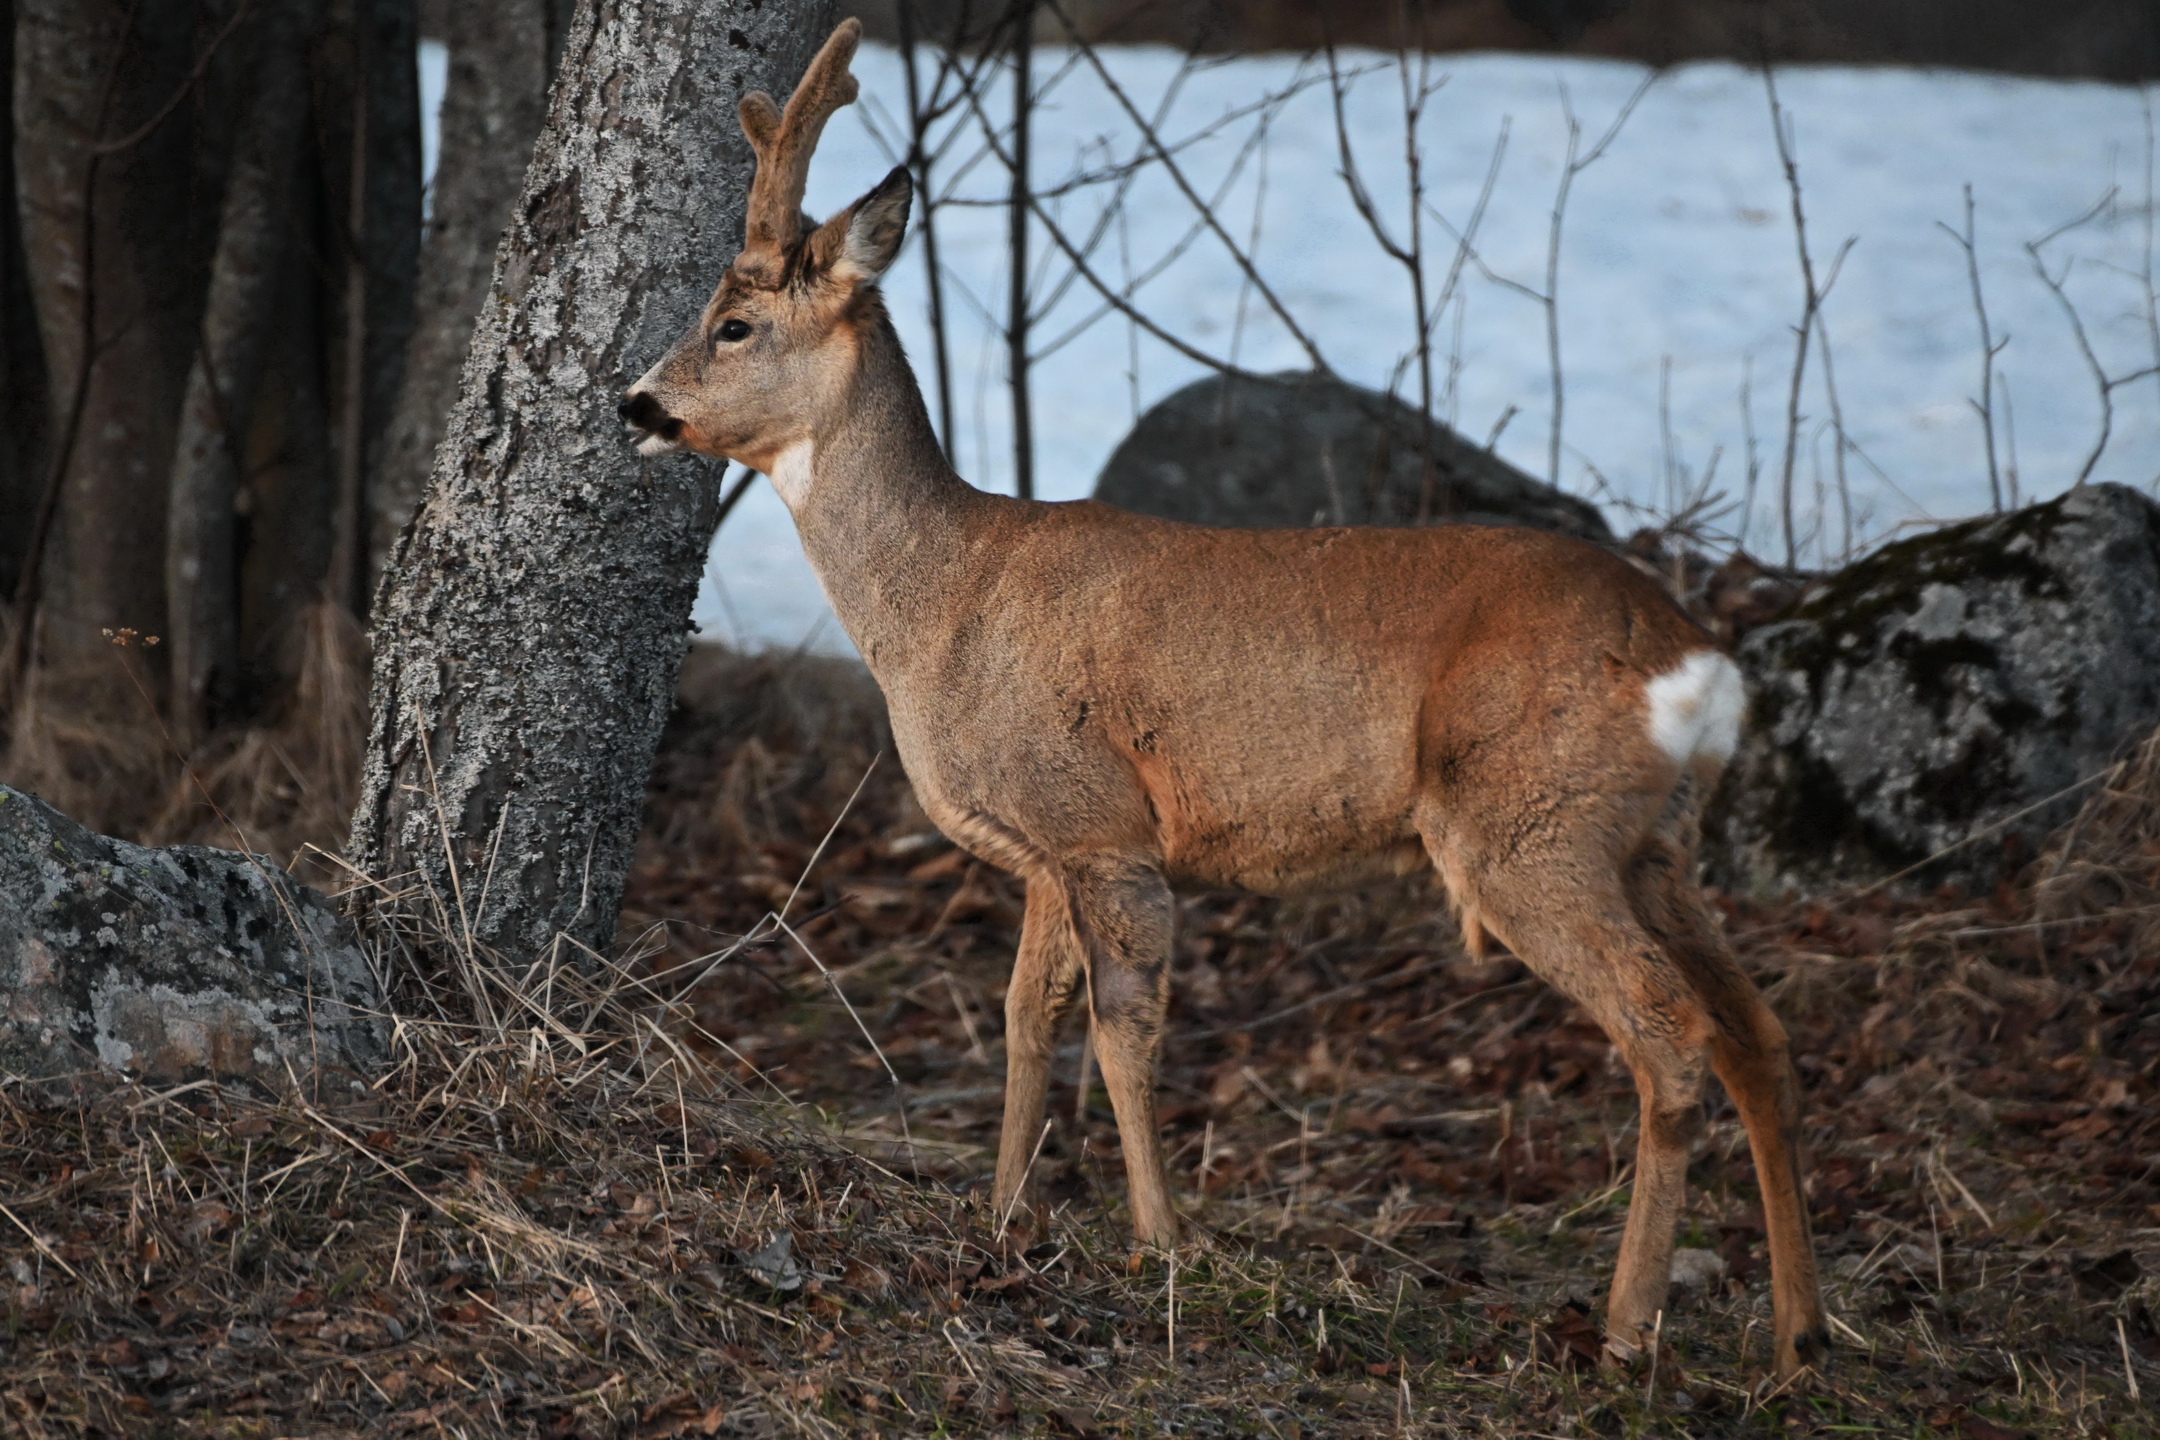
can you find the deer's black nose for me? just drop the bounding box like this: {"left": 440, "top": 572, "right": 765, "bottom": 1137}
{"left": 619, "top": 391, "right": 664, "bottom": 428}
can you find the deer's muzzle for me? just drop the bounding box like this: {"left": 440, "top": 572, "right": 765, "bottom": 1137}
{"left": 618, "top": 390, "right": 685, "bottom": 453}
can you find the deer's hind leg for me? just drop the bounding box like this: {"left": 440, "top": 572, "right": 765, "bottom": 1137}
{"left": 1625, "top": 796, "right": 1827, "bottom": 1378}
{"left": 993, "top": 877, "right": 1087, "bottom": 1234}
{"left": 1064, "top": 852, "right": 1179, "bottom": 1247}
{"left": 1426, "top": 824, "right": 1716, "bottom": 1365}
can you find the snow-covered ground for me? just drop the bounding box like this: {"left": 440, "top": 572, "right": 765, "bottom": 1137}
{"left": 425, "top": 45, "right": 2160, "bottom": 655}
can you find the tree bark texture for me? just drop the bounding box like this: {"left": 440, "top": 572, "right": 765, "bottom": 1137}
{"left": 13, "top": 0, "right": 201, "bottom": 689}
{"left": 325, "top": 0, "right": 422, "bottom": 609}
{"left": 4, "top": 0, "right": 419, "bottom": 839}
{"left": 237, "top": 225, "right": 339, "bottom": 686}
{"left": 351, "top": 0, "right": 836, "bottom": 963}
{"left": 0, "top": 0, "right": 49, "bottom": 602}
{"left": 5, "top": 0, "right": 416, "bottom": 696}
{"left": 369, "top": 0, "right": 574, "bottom": 577}
{"left": 166, "top": 6, "right": 313, "bottom": 745}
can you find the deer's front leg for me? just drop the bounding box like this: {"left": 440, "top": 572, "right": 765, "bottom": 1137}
{"left": 992, "top": 879, "right": 1085, "bottom": 1233}
{"left": 1065, "top": 853, "right": 1178, "bottom": 1248}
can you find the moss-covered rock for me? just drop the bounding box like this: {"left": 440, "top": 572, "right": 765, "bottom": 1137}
{"left": 1707, "top": 483, "right": 2160, "bottom": 895}
{"left": 1091, "top": 369, "right": 1613, "bottom": 543}
{"left": 0, "top": 786, "right": 385, "bottom": 1096}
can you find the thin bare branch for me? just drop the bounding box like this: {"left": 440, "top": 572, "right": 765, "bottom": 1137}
{"left": 951, "top": 53, "right": 1257, "bottom": 379}
{"left": 1936, "top": 185, "right": 2009, "bottom": 511}
{"left": 89, "top": 0, "right": 256, "bottom": 155}
{"left": 1543, "top": 72, "right": 1656, "bottom": 490}
{"left": 1008, "top": 0, "right": 1036, "bottom": 498}
{"left": 1764, "top": 63, "right": 1819, "bottom": 568}
{"left": 894, "top": 0, "right": 956, "bottom": 452}
{"left": 2143, "top": 95, "right": 2160, "bottom": 425}
{"left": 1053, "top": 0, "right": 1329, "bottom": 373}
{"left": 2027, "top": 240, "right": 2160, "bottom": 487}
{"left": 1024, "top": 51, "right": 1208, "bottom": 329}
{"left": 1422, "top": 119, "right": 1510, "bottom": 352}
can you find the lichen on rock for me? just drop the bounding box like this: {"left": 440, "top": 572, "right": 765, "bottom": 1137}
{"left": 0, "top": 786, "right": 386, "bottom": 1096}
{"left": 1707, "top": 483, "right": 2160, "bottom": 895}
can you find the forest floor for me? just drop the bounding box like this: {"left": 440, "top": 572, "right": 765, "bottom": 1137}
{"left": 2, "top": 644, "right": 2157, "bottom": 1438}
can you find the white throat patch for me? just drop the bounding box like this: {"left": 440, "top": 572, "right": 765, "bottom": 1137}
{"left": 1644, "top": 651, "right": 1745, "bottom": 764}
{"left": 765, "top": 440, "right": 816, "bottom": 512}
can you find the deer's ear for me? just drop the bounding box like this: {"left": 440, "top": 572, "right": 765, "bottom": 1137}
{"left": 808, "top": 166, "right": 911, "bottom": 287}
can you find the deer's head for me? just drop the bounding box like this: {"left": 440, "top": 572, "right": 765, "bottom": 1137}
{"left": 618, "top": 19, "right": 910, "bottom": 475}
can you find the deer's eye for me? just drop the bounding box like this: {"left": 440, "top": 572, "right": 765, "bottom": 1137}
{"left": 716, "top": 317, "right": 752, "bottom": 343}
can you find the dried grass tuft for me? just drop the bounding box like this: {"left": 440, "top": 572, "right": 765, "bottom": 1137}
{"left": 0, "top": 599, "right": 367, "bottom": 884}
{"left": 2029, "top": 721, "right": 2160, "bottom": 950}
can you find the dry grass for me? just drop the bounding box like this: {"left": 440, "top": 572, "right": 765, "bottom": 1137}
{"left": 0, "top": 600, "right": 367, "bottom": 887}
{"left": 2, "top": 642, "right": 2156, "bottom": 1437}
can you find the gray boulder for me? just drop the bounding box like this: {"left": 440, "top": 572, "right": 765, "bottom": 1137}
{"left": 0, "top": 786, "right": 386, "bottom": 1096}
{"left": 1708, "top": 484, "right": 2160, "bottom": 895}
{"left": 1092, "top": 369, "right": 1613, "bottom": 543}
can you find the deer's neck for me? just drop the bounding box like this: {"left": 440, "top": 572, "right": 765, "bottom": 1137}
{"left": 780, "top": 306, "right": 1001, "bottom": 675}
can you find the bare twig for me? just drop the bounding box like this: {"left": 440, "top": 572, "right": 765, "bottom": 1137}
{"left": 895, "top": 0, "right": 956, "bottom": 453}
{"left": 1763, "top": 65, "right": 1854, "bottom": 567}
{"left": 709, "top": 463, "right": 758, "bottom": 535}
{"left": 1055, "top": 2, "right": 1329, "bottom": 373}
{"left": 1029, "top": 77, "right": 1294, "bottom": 364}
{"left": 1423, "top": 118, "right": 1509, "bottom": 371}
{"left": 1997, "top": 370, "right": 2021, "bottom": 507}
{"left": 2027, "top": 190, "right": 2160, "bottom": 488}
{"left": 1007, "top": 0, "right": 1036, "bottom": 499}
{"left": 1809, "top": 242, "right": 1859, "bottom": 559}
{"left": 1226, "top": 105, "right": 1272, "bottom": 372}
{"left": 88, "top": 0, "right": 256, "bottom": 156}
{"left": 1417, "top": 76, "right": 1649, "bottom": 494}
{"left": 1937, "top": 185, "right": 2010, "bottom": 512}
{"left": 2145, "top": 96, "right": 2160, "bottom": 420}
{"left": 1738, "top": 353, "right": 1762, "bottom": 551}
{"left": 1542, "top": 75, "right": 1654, "bottom": 491}
{"left": 1322, "top": 30, "right": 1446, "bottom": 514}
{"left": 927, "top": 77, "right": 1324, "bottom": 211}
{"left": 951, "top": 72, "right": 1256, "bottom": 378}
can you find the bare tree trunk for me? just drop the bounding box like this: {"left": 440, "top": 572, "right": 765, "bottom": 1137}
{"left": 241, "top": 227, "right": 339, "bottom": 685}
{"left": 165, "top": 8, "right": 312, "bottom": 747}
{"left": 325, "top": 0, "right": 421, "bottom": 612}
{"left": 0, "top": 0, "right": 49, "bottom": 602}
{"left": 351, "top": 0, "right": 836, "bottom": 964}
{"left": 368, "top": 0, "right": 569, "bottom": 576}
{"left": 12, "top": 0, "right": 200, "bottom": 695}
{"left": 2, "top": 0, "right": 420, "bottom": 845}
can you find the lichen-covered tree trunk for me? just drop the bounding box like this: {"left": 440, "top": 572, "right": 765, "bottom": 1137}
{"left": 351, "top": 0, "right": 833, "bottom": 963}
{"left": 368, "top": 0, "right": 575, "bottom": 578}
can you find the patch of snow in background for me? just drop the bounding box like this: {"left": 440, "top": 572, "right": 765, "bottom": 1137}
{"left": 419, "top": 45, "right": 2160, "bottom": 657}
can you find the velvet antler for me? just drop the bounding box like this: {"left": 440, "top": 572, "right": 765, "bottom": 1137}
{"left": 737, "top": 18, "right": 863, "bottom": 279}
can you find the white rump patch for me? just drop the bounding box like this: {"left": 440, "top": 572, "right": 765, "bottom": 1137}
{"left": 765, "top": 439, "right": 815, "bottom": 511}
{"left": 1644, "top": 651, "right": 1745, "bottom": 764}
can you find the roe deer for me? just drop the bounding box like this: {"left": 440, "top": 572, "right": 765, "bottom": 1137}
{"left": 619, "top": 19, "right": 1827, "bottom": 1378}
